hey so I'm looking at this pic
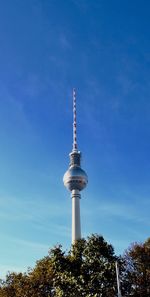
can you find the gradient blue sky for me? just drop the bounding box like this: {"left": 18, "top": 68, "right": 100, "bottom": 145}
{"left": 0, "top": 0, "right": 150, "bottom": 278}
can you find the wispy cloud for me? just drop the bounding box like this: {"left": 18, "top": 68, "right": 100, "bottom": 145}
{"left": 0, "top": 195, "right": 70, "bottom": 220}
{"left": 10, "top": 237, "right": 49, "bottom": 252}
{"left": 0, "top": 211, "right": 32, "bottom": 221}
{"left": 34, "top": 221, "right": 71, "bottom": 238}
{"left": 82, "top": 197, "right": 150, "bottom": 227}
{"left": 0, "top": 82, "right": 32, "bottom": 131}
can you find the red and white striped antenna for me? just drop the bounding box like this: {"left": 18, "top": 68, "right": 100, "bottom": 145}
{"left": 73, "top": 88, "right": 78, "bottom": 151}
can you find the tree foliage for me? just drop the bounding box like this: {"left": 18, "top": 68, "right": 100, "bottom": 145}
{"left": 0, "top": 234, "right": 118, "bottom": 297}
{"left": 122, "top": 238, "right": 150, "bottom": 296}
{"left": 1, "top": 235, "right": 150, "bottom": 296}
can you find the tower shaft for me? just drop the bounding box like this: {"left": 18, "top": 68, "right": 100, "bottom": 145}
{"left": 72, "top": 189, "right": 81, "bottom": 244}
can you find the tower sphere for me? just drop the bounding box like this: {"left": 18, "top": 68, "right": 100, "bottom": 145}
{"left": 63, "top": 166, "right": 88, "bottom": 191}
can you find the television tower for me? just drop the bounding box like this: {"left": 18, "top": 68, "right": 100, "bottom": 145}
{"left": 63, "top": 89, "right": 88, "bottom": 244}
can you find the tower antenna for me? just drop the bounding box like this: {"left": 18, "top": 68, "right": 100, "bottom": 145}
{"left": 73, "top": 88, "right": 77, "bottom": 151}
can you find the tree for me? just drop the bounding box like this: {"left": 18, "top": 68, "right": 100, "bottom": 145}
{"left": 0, "top": 234, "right": 118, "bottom": 297}
{"left": 80, "top": 234, "right": 117, "bottom": 296}
{"left": 0, "top": 272, "right": 30, "bottom": 297}
{"left": 49, "top": 234, "right": 118, "bottom": 296}
{"left": 122, "top": 238, "right": 150, "bottom": 296}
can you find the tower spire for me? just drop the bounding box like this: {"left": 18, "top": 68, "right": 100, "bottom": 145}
{"left": 73, "top": 88, "right": 77, "bottom": 151}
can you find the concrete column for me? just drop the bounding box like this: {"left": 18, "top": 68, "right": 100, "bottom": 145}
{"left": 71, "top": 189, "right": 81, "bottom": 244}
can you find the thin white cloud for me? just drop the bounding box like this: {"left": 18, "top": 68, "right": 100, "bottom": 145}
{"left": 98, "top": 201, "right": 150, "bottom": 227}
{"left": 0, "top": 195, "right": 70, "bottom": 222}
{"left": 0, "top": 211, "right": 32, "bottom": 221}
{"left": 11, "top": 237, "right": 49, "bottom": 252}
{"left": 32, "top": 219, "right": 71, "bottom": 240}
{"left": 82, "top": 198, "right": 150, "bottom": 226}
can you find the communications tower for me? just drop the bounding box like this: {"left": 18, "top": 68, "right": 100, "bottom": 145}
{"left": 63, "top": 89, "right": 88, "bottom": 244}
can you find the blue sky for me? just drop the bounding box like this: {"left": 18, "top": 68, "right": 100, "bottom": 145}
{"left": 0, "top": 0, "right": 150, "bottom": 278}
